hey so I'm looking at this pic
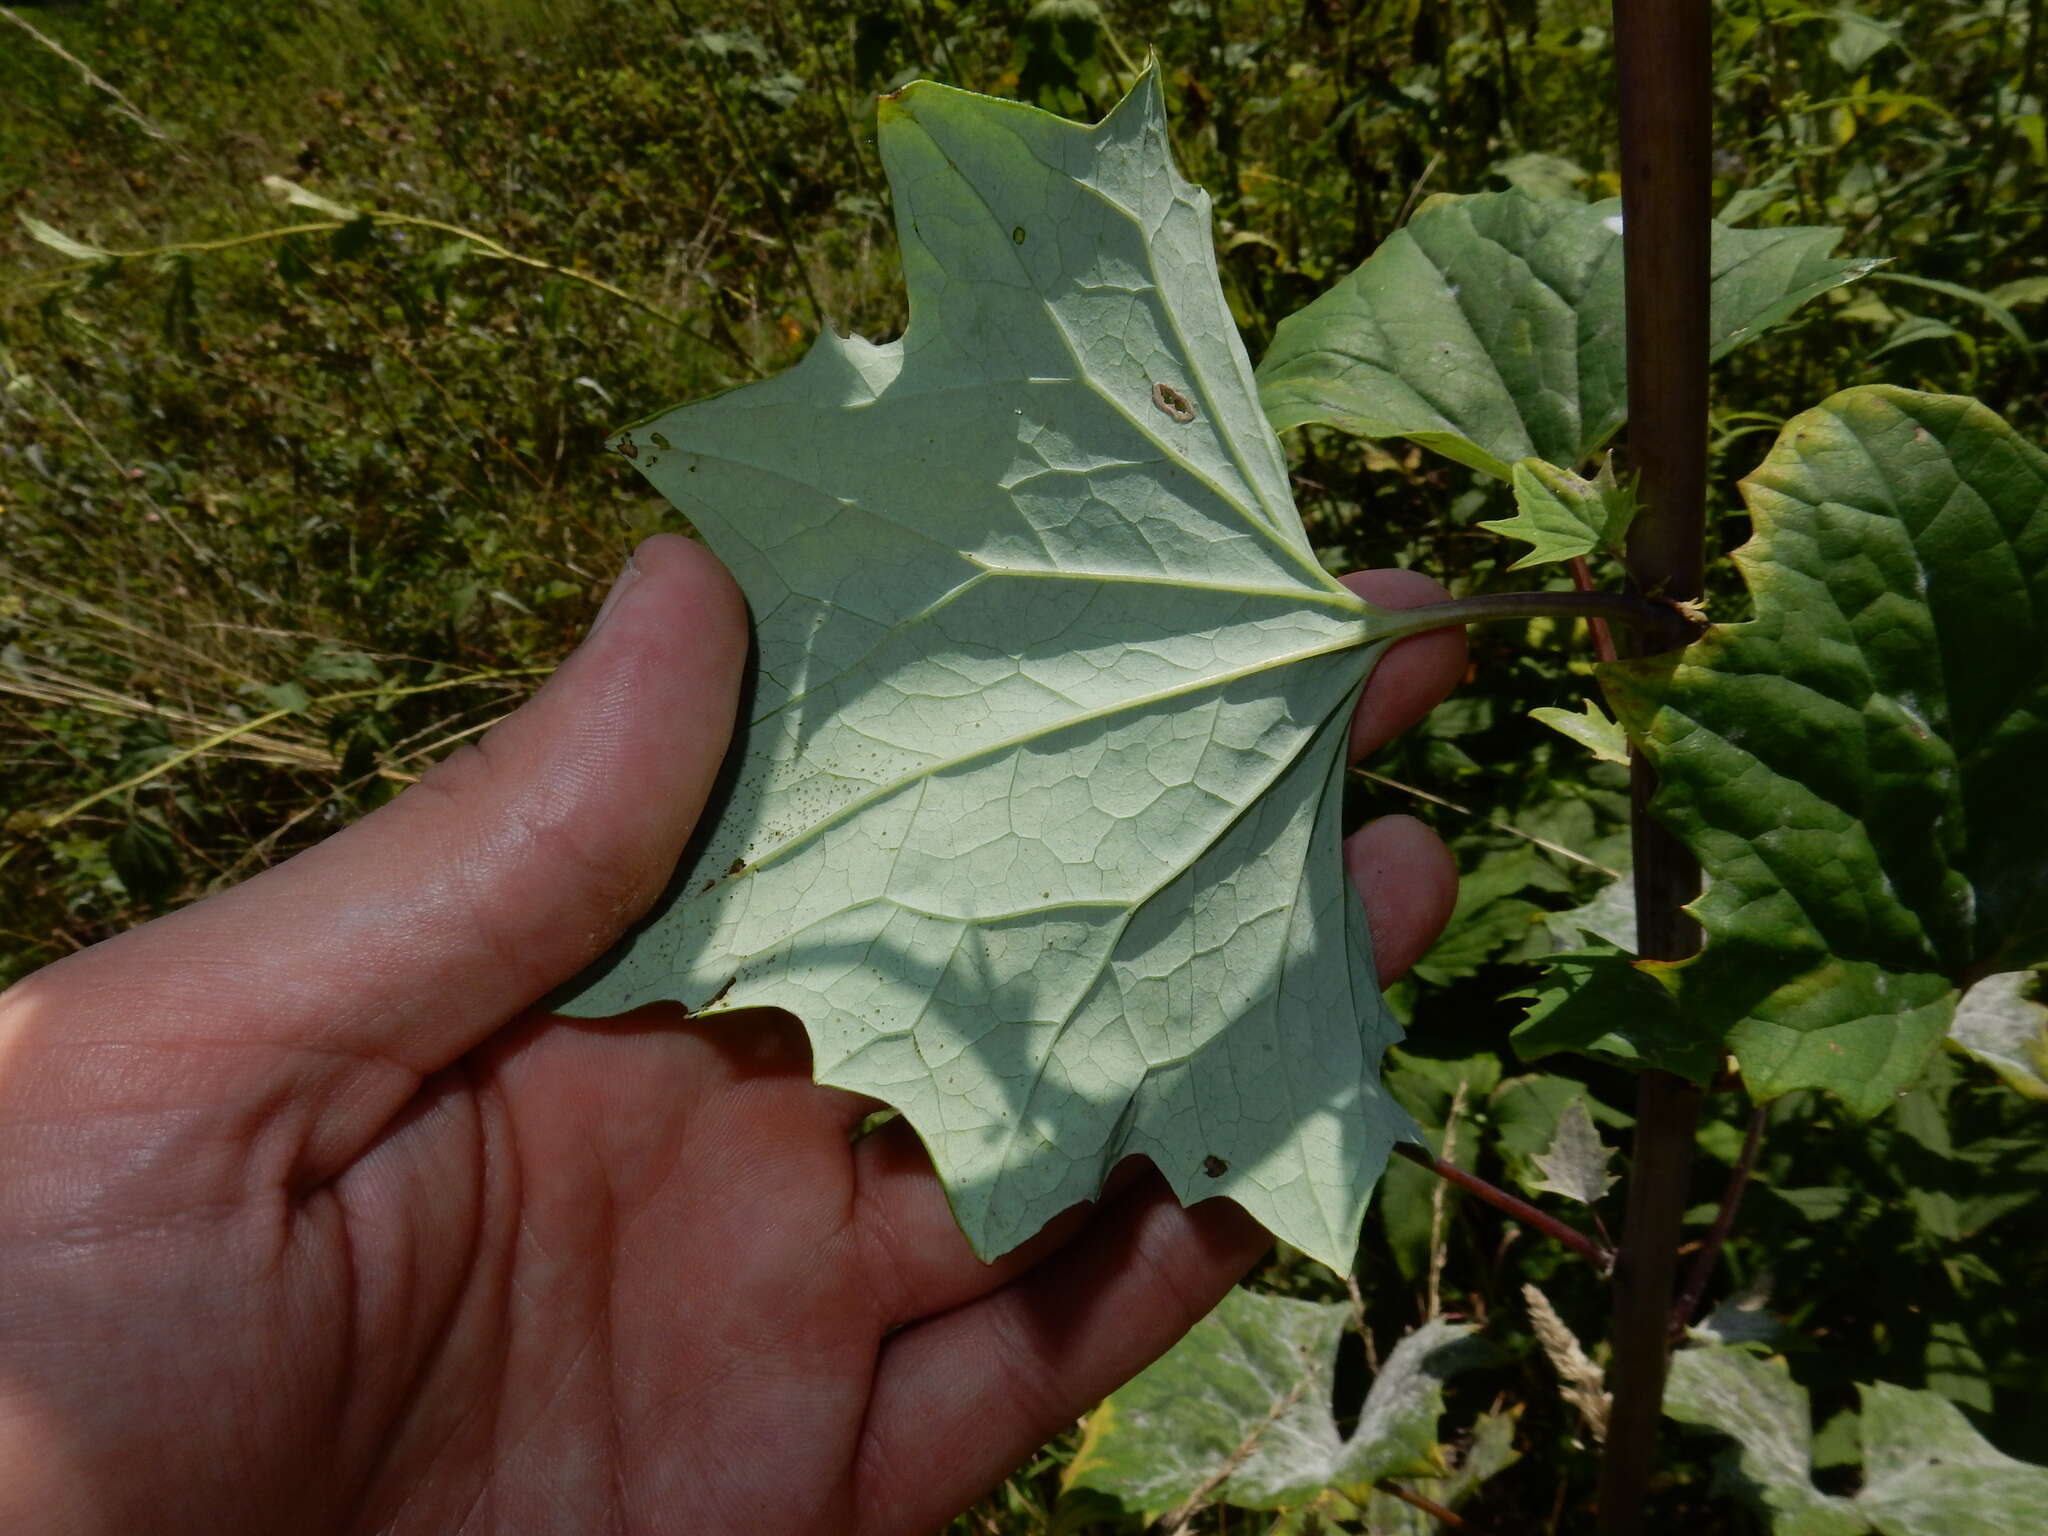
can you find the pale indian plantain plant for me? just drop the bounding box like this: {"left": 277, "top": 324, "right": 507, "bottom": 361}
{"left": 558, "top": 66, "right": 2048, "bottom": 1536}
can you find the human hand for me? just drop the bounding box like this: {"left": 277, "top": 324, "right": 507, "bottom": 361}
{"left": 0, "top": 534, "right": 1464, "bottom": 1535}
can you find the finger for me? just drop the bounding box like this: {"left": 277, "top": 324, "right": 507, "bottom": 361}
{"left": 852, "top": 1163, "right": 1270, "bottom": 1536}
{"left": 1346, "top": 813, "right": 1458, "bottom": 984}
{"left": 847, "top": 1117, "right": 1097, "bottom": 1326}
{"left": 15, "top": 535, "right": 747, "bottom": 1174}
{"left": 1342, "top": 567, "right": 1467, "bottom": 761}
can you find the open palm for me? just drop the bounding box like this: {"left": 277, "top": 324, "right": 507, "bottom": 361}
{"left": 0, "top": 536, "right": 1463, "bottom": 1535}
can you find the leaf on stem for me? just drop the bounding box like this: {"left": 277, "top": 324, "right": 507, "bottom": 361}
{"left": 1510, "top": 944, "right": 1717, "bottom": 1083}
{"left": 1667, "top": 1346, "right": 2048, "bottom": 1536}
{"left": 1602, "top": 388, "right": 2048, "bottom": 1115}
{"left": 554, "top": 71, "right": 1438, "bottom": 1271}
{"left": 1529, "top": 696, "right": 1631, "bottom": 764}
{"left": 18, "top": 214, "right": 114, "bottom": 263}
{"left": 1254, "top": 190, "right": 1878, "bottom": 481}
{"left": 1063, "top": 1288, "right": 1492, "bottom": 1517}
{"left": 1664, "top": 1348, "right": 1870, "bottom": 1536}
{"left": 1528, "top": 1095, "right": 1617, "bottom": 1204}
{"left": 1946, "top": 970, "right": 2048, "bottom": 1100}
{"left": 1481, "top": 456, "right": 1639, "bottom": 571}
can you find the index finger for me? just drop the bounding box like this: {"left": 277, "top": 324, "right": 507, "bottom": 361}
{"left": 1343, "top": 567, "right": 1468, "bottom": 760}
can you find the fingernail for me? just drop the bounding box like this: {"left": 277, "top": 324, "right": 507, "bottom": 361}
{"left": 588, "top": 552, "right": 642, "bottom": 636}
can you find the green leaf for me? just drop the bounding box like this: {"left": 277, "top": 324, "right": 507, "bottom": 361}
{"left": 1492, "top": 151, "right": 1589, "bottom": 200}
{"left": 1855, "top": 1382, "right": 2048, "bottom": 1535}
{"left": 1411, "top": 895, "right": 1546, "bottom": 985}
{"left": 1528, "top": 1094, "right": 1616, "bottom": 1204}
{"left": 1510, "top": 944, "right": 1718, "bottom": 1082}
{"left": 1412, "top": 842, "right": 1569, "bottom": 986}
{"left": 109, "top": 814, "right": 182, "bottom": 909}
{"left": 1542, "top": 871, "right": 1636, "bottom": 951}
{"left": 299, "top": 646, "right": 383, "bottom": 685}
{"left": 1871, "top": 315, "right": 1964, "bottom": 361}
{"left": 1668, "top": 1348, "right": 2048, "bottom": 1536}
{"left": 1690, "top": 1276, "right": 1782, "bottom": 1347}
{"left": 554, "top": 72, "right": 1430, "bottom": 1270}
{"left": 1829, "top": 8, "right": 1901, "bottom": 72}
{"left": 1870, "top": 271, "right": 2033, "bottom": 354}
{"left": 1064, "top": 1288, "right": 1487, "bottom": 1514}
{"left": 1665, "top": 1348, "right": 1871, "bottom": 1536}
{"left": 1254, "top": 191, "right": 1879, "bottom": 479}
{"left": 1530, "top": 696, "right": 1631, "bottom": 764}
{"left": 1381, "top": 1050, "right": 1498, "bottom": 1279}
{"left": 1602, "top": 388, "right": 2048, "bottom": 1115}
{"left": 18, "top": 214, "right": 114, "bottom": 263}
{"left": 1379, "top": 1050, "right": 1496, "bottom": 1279}
{"left": 1489, "top": 1071, "right": 1633, "bottom": 1197}
{"left": 259, "top": 173, "right": 359, "bottom": 222}
{"left": 1988, "top": 276, "right": 2048, "bottom": 310}
{"left": 1480, "top": 456, "right": 1639, "bottom": 570}
{"left": 1360, "top": 1407, "right": 1521, "bottom": 1532}
{"left": 1946, "top": 971, "right": 2048, "bottom": 1099}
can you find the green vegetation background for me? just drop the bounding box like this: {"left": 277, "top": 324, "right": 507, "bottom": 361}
{"left": 3, "top": 0, "right": 2043, "bottom": 1529}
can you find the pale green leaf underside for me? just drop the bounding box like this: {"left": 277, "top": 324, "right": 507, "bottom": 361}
{"left": 1254, "top": 191, "right": 1879, "bottom": 481}
{"left": 1946, "top": 970, "right": 2048, "bottom": 1100}
{"left": 1665, "top": 1348, "right": 1871, "bottom": 1536}
{"left": 1667, "top": 1347, "right": 2048, "bottom": 1536}
{"left": 1065, "top": 1287, "right": 1486, "bottom": 1513}
{"left": 1601, "top": 387, "right": 2048, "bottom": 1115}
{"left": 556, "top": 73, "right": 1420, "bottom": 1270}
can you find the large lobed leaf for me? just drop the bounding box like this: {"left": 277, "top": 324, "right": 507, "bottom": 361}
{"left": 556, "top": 73, "right": 1427, "bottom": 1270}
{"left": 1599, "top": 388, "right": 2048, "bottom": 1113}
{"left": 1255, "top": 191, "right": 1879, "bottom": 483}
{"left": 1667, "top": 1345, "right": 2048, "bottom": 1536}
{"left": 1063, "top": 1287, "right": 1491, "bottom": 1516}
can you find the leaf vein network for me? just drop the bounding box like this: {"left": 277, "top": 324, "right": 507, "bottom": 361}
{"left": 899, "top": 109, "right": 1330, "bottom": 592}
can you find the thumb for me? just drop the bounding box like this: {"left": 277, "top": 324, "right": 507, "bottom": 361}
{"left": 11, "top": 534, "right": 748, "bottom": 1179}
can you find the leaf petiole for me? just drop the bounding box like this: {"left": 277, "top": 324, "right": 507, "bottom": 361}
{"left": 1392, "top": 1142, "right": 1616, "bottom": 1272}
{"left": 1365, "top": 590, "right": 1703, "bottom": 655}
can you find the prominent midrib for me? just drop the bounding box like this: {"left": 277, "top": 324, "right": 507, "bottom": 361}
{"left": 748, "top": 559, "right": 1365, "bottom": 732}
{"left": 730, "top": 663, "right": 1363, "bottom": 950}
{"left": 724, "top": 622, "right": 1376, "bottom": 888}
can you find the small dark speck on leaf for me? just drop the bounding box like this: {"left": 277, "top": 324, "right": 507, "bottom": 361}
{"left": 615, "top": 436, "right": 639, "bottom": 459}
{"left": 1203, "top": 1155, "right": 1228, "bottom": 1178}
{"left": 1012, "top": 225, "right": 1027, "bottom": 244}
{"left": 650, "top": 431, "right": 673, "bottom": 450}
{"left": 727, "top": 857, "right": 746, "bottom": 876}
{"left": 701, "top": 878, "right": 716, "bottom": 894}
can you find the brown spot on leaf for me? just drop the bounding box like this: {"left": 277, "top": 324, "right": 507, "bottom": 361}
{"left": 1203, "top": 1154, "right": 1228, "bottom": 1178}
{"left": 1152, "top": 382, "right": 1197, "bottom": 423}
